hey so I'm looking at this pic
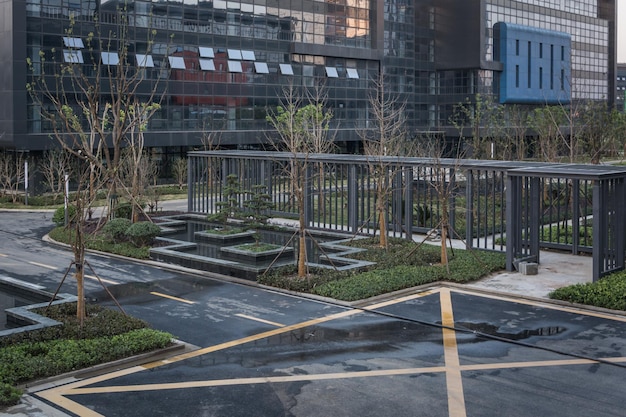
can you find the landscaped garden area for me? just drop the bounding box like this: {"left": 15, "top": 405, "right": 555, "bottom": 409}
{"left": 0, "top": 303, "right": 172, "bottom": 407}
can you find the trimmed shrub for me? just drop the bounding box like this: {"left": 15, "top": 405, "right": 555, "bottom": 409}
{"left": 0, "top": 383, "right": 22, "bottom": 407}
{"left": 114, "top": 203, "right": 133, "bottom": 220}
{"left": 125, "top": 221, "right": 161, "bottom": 247}
{"left": 52, "top": 205, "right": 77, "bottom": 226}
{"left": 101, "top": 218, "right": 132, "bottom": 243}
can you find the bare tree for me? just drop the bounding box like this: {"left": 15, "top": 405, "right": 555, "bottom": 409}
{"left": 27, "top": 5, "right": 167, "bottom": 219}
{"left": 40, "top": 149, "right": 74, "bottom": 202}
{"left": 266, "top": 83, "right": 334, "bottom": 277}
{"left": 358, "top": 73, "right": 409, "bottom": 249}
{"left": 171, "top": 157, "right": 188, "bottom": 190}
{"left": 26, "top": 4, "right": 167, "bottom": 324}
{"left": 413, "top": 135, "right": 466, "bottom": 270}
{"left": 528, "top": 106, "right": 566, "bottom": 162}
{"left": 0, "top": 151, "right": 25, "bottom": 204}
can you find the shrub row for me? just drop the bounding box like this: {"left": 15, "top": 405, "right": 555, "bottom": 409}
{"left": 0, "top": 328, "right": 172, "bottom": 387}
{"left": 549, "top": 270, "right": 626, "bottom": 311}
{"left": 259, "top": 238, "right": 506, "bottom": 302}
{"left": 48, "top": 226, "right": 152, "bottom": 259}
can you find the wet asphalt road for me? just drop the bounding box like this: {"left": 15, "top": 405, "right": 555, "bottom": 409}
{"left": 1, "top": 211, "right": 626, "bottom": 417}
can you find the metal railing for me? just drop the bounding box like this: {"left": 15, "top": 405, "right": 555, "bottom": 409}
{"left": 188, "top": 151, "right": 626, "bottom": 281}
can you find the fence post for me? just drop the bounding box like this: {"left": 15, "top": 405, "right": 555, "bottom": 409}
{"left": 348, "top": 164, "right": 358, "bottom": 234}
{"left": 465, "top": 170, "right": 473, "bottom": 249}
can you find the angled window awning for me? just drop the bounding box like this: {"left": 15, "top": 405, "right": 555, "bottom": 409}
{"left": 168, "top": 56, "right": 186, "bottom": 69}
{"left": 279, "top": 64, "right": 294, "bottom": 75}
{"left": 199, "top": 59, "right": 215, "bottom": 71}
{"left": 63, "top": 37, "right": 84, "bottom": 48}
{"left": 63, "top": 50, "right": 84, "bottom": 63}
{"left": 254, "top": 62, "right": 269, "bottom": 74}
{"left": 101, "top": 52, "right": 120, "bottom": 66}
{"left": 199, "top": 47, "right": 214, "bottom": 58}
{"left": 136, "top": 54, "right": 154, "bottom": 68}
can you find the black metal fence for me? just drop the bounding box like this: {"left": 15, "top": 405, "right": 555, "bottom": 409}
{"left": 188, "top": 151, "right": 626, "bottom": 281}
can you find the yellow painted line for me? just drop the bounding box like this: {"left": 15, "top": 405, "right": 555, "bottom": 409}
{"left": 85, "top": 274, "right": 118, "bottom": 285}
{"left": 141, "top": 308, "right": 361, "bottom": 370}
{"left": 362, "top": 289, "right": 438, "bottom": 310}
{"left": 28, "top": 261, "right": 58, "bottom": 270}
{"left": 235, "top": 313, "right": 285, "bottom": 327}
{"left": 451, "top": 288, "right": 626, "bottom": 322}
{"left": 440, "top": 288, "right": 467, "bottom": 417}
{"left": 64, "top": 366, "right": 449, "bottom": 395}
{"left": 36, "top": 391, "right": 105, "bottom": 417}
{"left": 150, "top": 292, "right": 196, "bottom": 305}
{"left": 0, "top": 253, "right": 7, "bottom": 257}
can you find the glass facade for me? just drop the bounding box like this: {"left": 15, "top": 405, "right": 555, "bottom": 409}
{"left": 1, "top": 0, "right": 614, "bottom": 154}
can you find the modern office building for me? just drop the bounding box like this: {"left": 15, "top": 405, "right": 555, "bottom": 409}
{"left": 0, "top": 0, "right": 616, "bottom": 160}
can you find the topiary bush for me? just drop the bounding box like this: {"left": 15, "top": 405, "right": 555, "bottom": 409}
{"left": 125, "top": 221, "right": 161, "bottom": 247}
{"left": 101, "top": 218, "right": 132, "bottom": 243}
{"left": 52, "top": 205, "right": 77, "bottom": 226}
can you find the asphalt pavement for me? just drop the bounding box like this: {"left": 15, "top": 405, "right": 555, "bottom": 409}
{"left": 1, "top": 201, "right": 623, "bottom": 417}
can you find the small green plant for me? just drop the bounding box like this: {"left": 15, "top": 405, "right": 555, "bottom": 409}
{"left": 125, "top": 221, "right": 161, "bottom": 247}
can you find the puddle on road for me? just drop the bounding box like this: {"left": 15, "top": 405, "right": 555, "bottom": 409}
{"left": 455, "top": 321, "right": 567, "bottom": 340}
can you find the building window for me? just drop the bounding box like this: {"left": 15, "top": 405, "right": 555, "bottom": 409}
{"left": 325, "top": 67, "right": 339, "bottom": 78}
{"left": 346, "top": 68, "right": 359, "bottom": 79}
{"left": 63, "top": 50, "right": 83, "bottom": 63}
{"left": 254, "top": 62, "right": 269, "bottom": 74}
{"left": 516, "top": 39, "right": 519, "bottom": 56}
{"left": 101, "top": 52, "right": 119, "bottom": 66}
{"left": 515, "top": 65, "right": 519, "bottom": 88}
{"left": 241, "top": 50, "right": 256, "bottom": 61}
{"left": 168, "top": 56, "right": 186, "bottom": 70}
{"left": 136, "top": 54, "right": 154, "bottom": 67}
{"left": 228, "top": 60, "right": 243, "bottom": 72}
{"left": 199, "top": 59, "right": 215, "bottom": 71}
{"left": 227, "top": 49, "right": 242, "bottom": 60}
{"left": 539, "top": 43, "right": 543, "bottom": 59}
{"left": 199, "top": 47, "right": 214, "bottom": 58}
{"left": 62, "top": 37, "right": 84, "bottom": 48}
{"left": 279, "top": 64, "right": 294, "bottom": 75}
{"left": 539, "top": 67, "right": 543, "bottom": 89}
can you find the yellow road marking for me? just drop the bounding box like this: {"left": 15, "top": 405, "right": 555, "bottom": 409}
{"left": 440, "top": 288, "right": 467, "bottom": 417}
{"left": 0, "top": 253, "right": 7, "bottom": 257}
{"left": 28, "top": 261, "right": 58, "bottom": 270}
{"left": 85, "top": 274, "right": 118, "bottom": 285}
{"left": 67, "top": 366, "right": 449, "bottom": 395}
{"left": 150, "top": 291, "right": 196, "bottom": 305}
{"left": 35, "top": 286, "right": 625, "bottom": 417}
{"left": 235, "top": 313, "right": 285, "bottom": 327}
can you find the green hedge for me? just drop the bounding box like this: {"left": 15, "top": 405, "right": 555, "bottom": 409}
{"left": 549, "top": 271, "right": 626, "bottom": 311}
{"left": 259, "top": 238, "right": 506, "bottom": 302}
{"left": 0, "top": 328, "right": 172, "bottom": 387}
{"left": 48, "top": 226, "right": 152, "bottom": 259}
